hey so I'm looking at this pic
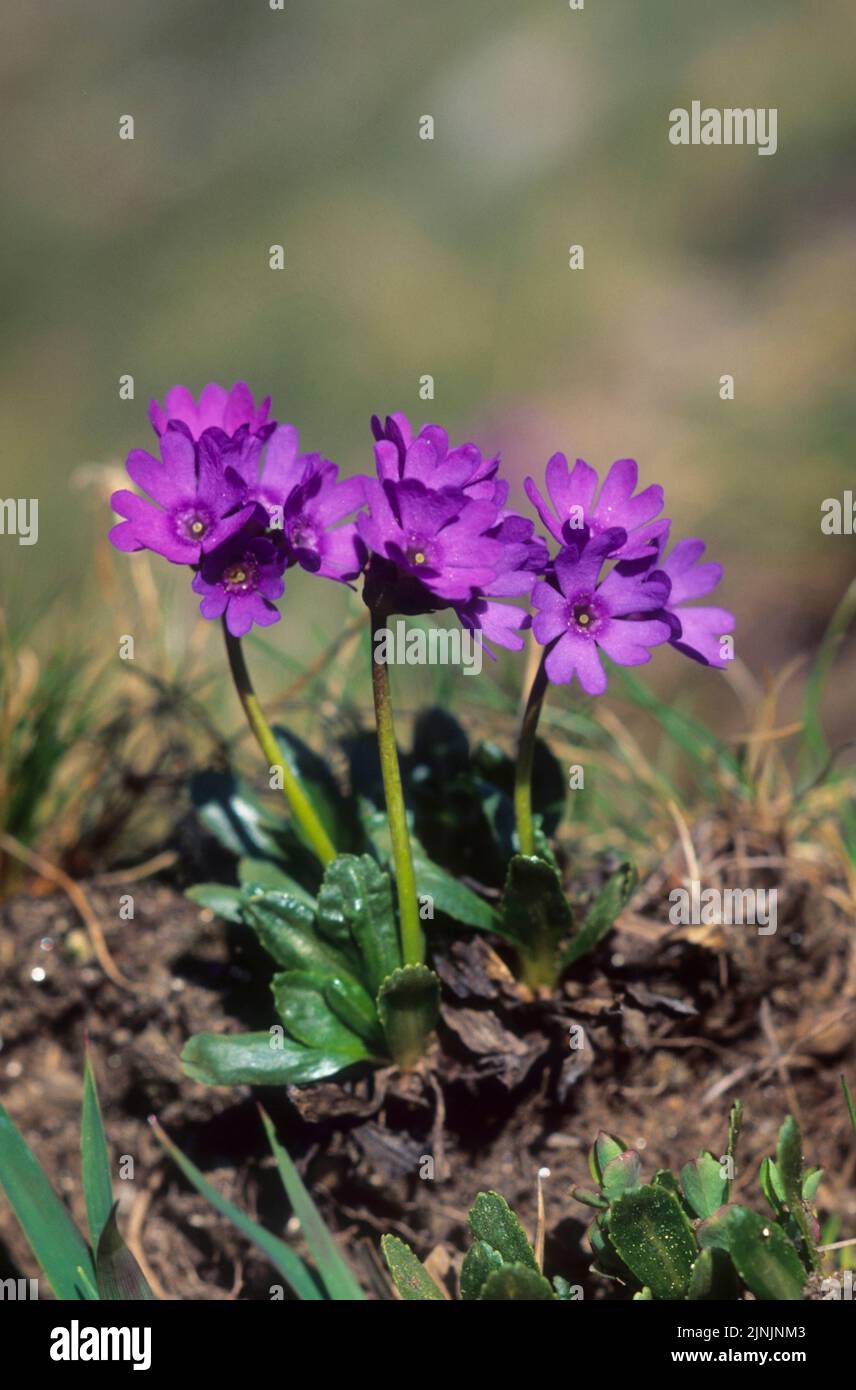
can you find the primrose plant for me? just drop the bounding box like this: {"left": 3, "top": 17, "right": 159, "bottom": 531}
{"left": 109, "top": 385, "right": 734, "bottom": 1078}
{"left": 382, "top": 1103, "right": 825, "bottom": 1302}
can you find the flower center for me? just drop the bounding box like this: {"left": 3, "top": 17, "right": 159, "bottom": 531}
{"left": 223, "top": 558, "right": 258, "bottom": 593}
{"left": 569, "top": 598, "right": 601, "bottom": 635}
{"left": 175, "top": 505, "right": 212, "bottom": 542}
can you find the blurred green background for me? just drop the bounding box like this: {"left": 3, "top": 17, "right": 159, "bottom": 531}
{"left": 2, "top": 0, "right": 855, "bottom": 733}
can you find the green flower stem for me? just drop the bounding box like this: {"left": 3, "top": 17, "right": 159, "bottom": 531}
{"left": 369, "top": 612, "right": 423, "bottom": 966}
{"left": 514, "top": 650, "right": 550, "bottom": 857}
{"left": 222, "top": 623, "right": 336, "bottom": 866}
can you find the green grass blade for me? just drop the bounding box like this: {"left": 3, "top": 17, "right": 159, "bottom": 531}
{"left": 150, "top": 1117, "right": 323, "bottom": 1300}
{"left": 259, "top": 1107, "right": 366, "bottom": 1300}
{"left": 801, "top": 578, "right": 856, "bottom": 777}
{"left": 81, "top": 1043, "right": 113, "bottom": 1250}
{"left": 842, "top": 1075, "right": 856, "bottom": 1137}
{"left": 611, "top": 665, "right": 748, "bottom": 791}
{"left": 0, "top": 1104, "right": 98, "bottom": 1299}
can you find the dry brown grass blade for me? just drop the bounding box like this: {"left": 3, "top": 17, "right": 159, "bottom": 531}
{"left": 0, "top": 830, "right": 136, "bottom": 991}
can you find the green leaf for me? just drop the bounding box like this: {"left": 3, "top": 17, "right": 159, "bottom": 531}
{"left": 479, "top": 1264, "right": 555, "bottom": 1300}
{"left": 190, "top": 771, "right": 287, "bottom": 860}
{"left": 376, "top": 965, "right": 440, "bottom": 1068}
{"left": 680, "top": 1151, "right": 729, "bottom": 1221}
{"left": 185, "top": 883, "right": 244, "bottom": 923}
{"left": 499, "top": 854, "right": 572, "bottom": 952}
{"left": 842, "top": 1074, "right": 856, "bottom": 1135}
{"left": 150, "top": 1119, "right": 322, "bottom": 1300}
{"left": 759, "top": 1155, "right": 786, "bottom": 1214}
{"left": 601, "top": 1150, "right": 642, "bottom": 1201}
{"left": 802, "top": 1167, "right": 823, "bottom": 1203}
{"left": 259, "top": 1108, "right": 365, "bottom": 1301}
{"left": 362, "top": 806, "right": 498, "bottom": 931}
{"left": 94, "top": 1205, "right": 155, "bottom": 1300}
{"left": 776, "top": 1114, "right": 819, "bottom": 1270}
{"left": 698, "top": 1204, "right": 806, "bottom": 1301}
{"left": 241, "top": 889, "right": 357, "bottom": 978}
{"left": 467, "top": 1192, "right": 538, "bottom": 1271}
{"left": 560, "top": 863, "right": 637, "bottom": 970}
{"left": 0, "top": 1104, "right": 97, "bottom": 1300}
{"left": 726, "top": 1099, "right": 742, "bottom": 1201}
{"left": 460, "top": 1240, "right": 504, "bottom": 1300}
{"left": 607, "top": 1185, "right": 697, "bottom": 1299}
{"left": 381, "top": 1235, "right": 445, "bottom": 1300}
{"left": 589, "top": 1131, "right": 626, "bottom": 1185}
{"left": 686, "top": 1247, "right": 740, "bottom": 1301}
{"left": 316, "top": 854, "right": 401, "bottom": 994}
{"left": 81, "top": 1044, "right": 113, "bottom": 1250}
{"left": 611, "top": 665, "right": 748, "bottom": 793}
{"left": 271, "top": 971, "right": 376, "bottom": 1058}
{"left": 181, "top": 1030, "right": 367, "bottom": 1086}
{"left": 238, "top": 858, "right": 317, "bottom": 906}
{"left": 800, "top": 577, "right": 856, "bottom": 779}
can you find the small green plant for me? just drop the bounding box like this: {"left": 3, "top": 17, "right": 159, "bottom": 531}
{"left": 382, "top": 1191, "right": 560, "bottom": 1301}
{"left": 573, "top": 1102, "right": 819, "bottom": 1300}
{"left": 0, "top": 1044, "right": 153, "bottom": 1300}
{"left": 183, "top": 853, "right": 440, "bottom": 1084}
{"left": 383, "top": 1104, "right": 833, "bottom": 1302}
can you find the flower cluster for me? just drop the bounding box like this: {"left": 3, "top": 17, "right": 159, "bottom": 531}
{"left": 110, "top": 383, "right": 364, "bottom": 636}
{"left": 110, "top": 384, "right": 734, "bottom": 684}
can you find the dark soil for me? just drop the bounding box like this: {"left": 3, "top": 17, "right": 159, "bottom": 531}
{"left": 1, "top": 851, "right": 855, "bottom": 1300}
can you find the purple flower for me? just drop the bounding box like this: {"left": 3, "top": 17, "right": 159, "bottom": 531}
{"left": 109, "top": 430, "right": 263, "bottom": 565}
{"left": 370, "top": 412, "right": 506, "bottom": 507}
{"left": 622, "top": 529, "right": 735, "bottom": 668}
{"left": 360, "top": 414, "right": 549, "bottom": 650}
{"left": 531, "top": 531, "right": 673, "bottom": 693}
{"left": 148, "top": 381, "right": 274, "bottom": 442}
{"left": 192, "top": 533, "right": 286, "bottom": 637}
{"left": 221, "top": 425, "right": 365, "bottom": 582}
{"left": 525, "top": 454, "right": 668, "bottom": 562}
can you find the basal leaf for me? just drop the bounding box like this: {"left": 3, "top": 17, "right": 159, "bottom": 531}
{"left": 316, "top": 854, "right": 400, "bottom": 994}
{"left": 560, "top": 862, "right": 637, "bottom": 970}
{"left": 467, "top": 1192, "right": 538, "bottom": 1272}
{"left": 460, "top": 1239, "right": 504, "bottom": 1300}
{"left": 601, "top": 1150, "right": 642, "bottom": 1201}
{"left": 381, "top": 1235, "right": 445, "bottom": 1301}
{"left": 242, "top": 888, "right": 358, "bottom": 979}
{"left": 680, "top": 1151, "right": 729, "bottom": 1221}
{"left": 698, "top": 1203, "right": 806, "bottom": 1301}
{"left": 479, "top": 1264, "right": 555, "bottom": 1300}
{"left": 186, "top": 883, "right": 244, "bottom": 923}
{"left": 607, "top": 1185, "right": 697, "bottom": 1299}
{"left": 271, "top": 971, "right": 377, "bottom": 1058}
{"left": 376, "top": 965, "right": 440, "bottom": 1069}
{"left": 499, "top": 856, "right": 572, "bottom": 983}
{"left": 181, "top": 1030, "right": 367, "bottom": 1087}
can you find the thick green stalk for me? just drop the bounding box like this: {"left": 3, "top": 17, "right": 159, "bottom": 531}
{"left": 369, "top": 613, "right": 423, "bottom": 965}
{"left": 222, "top": 624, "right": 336, "bottom": 866}
{"left": 514, "top": 651, "right": 550, "bottom": 857}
